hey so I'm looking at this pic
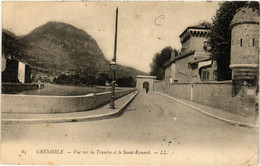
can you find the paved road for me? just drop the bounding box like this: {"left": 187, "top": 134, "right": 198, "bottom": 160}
{"left": 1, "top": 91, "right": 258, "bottom": 165}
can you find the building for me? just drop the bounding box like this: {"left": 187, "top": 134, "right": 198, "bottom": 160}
{"left": 136, "top": 75, "right": 156, "bottom": 91}
{"left": 229, "top": 7, "right": 259, "bottom": 97}
{"left": 164, "top": 23, "right": 217, "bottom": 85}
{"left": 230, "top": 7, "right": 259, "bottom": 84}
{"left": 2, "top": 53, "right": 31, "bottom": 83}
{"left": 155, "top": 7, "right": 258, "bottom": 117}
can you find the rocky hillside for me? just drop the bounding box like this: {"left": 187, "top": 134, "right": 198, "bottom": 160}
{"left": 2, "top": 21, "right": 147, "bottom": 81}
{"left": 2, "top": 29, "right": 25, "bottom": 60}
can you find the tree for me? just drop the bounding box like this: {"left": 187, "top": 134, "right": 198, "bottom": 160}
{"left": 95, "top": 73, "right": 110, "bottom": 86}
{"left": 54, "top": 74, "right": 81, "bottom": 85}
{"left": 81, "top": 75, "right": 95, "bottom": 86}
{"left": 208, "top": 1, "right": 259, "bottom": 81}
{"left": 150, "top": 47, "right": 178, "bottom": 80}
{"left": 117, "top": 76, "right": 134, "bottom": 87}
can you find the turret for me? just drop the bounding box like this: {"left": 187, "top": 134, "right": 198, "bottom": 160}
{"left": 230, "top": 7, "right": 259, "bottom": 81}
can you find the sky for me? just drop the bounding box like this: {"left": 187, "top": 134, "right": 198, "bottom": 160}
{"left": 2, "top": 1, "right": 220, "bottom": 73}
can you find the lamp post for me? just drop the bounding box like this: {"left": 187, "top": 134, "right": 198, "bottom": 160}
{"left": 110, "top": 61, "right": 117, "bottom": 109}
{"left": 110, "top": 7, "right": 118, "bottom": 109}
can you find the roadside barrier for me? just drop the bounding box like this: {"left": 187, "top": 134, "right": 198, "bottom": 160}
{"left": 1, "top": 89, "right": 135, "bottom": 114}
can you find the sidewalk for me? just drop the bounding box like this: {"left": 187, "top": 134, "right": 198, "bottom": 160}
{"left": 156, "top": 92, "right": 258, "bottom": 128}
{"left": 2, "top": 91, "right": 139, "bottom": 124}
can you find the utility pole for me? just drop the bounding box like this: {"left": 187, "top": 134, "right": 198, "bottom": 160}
{"left": 110, "top": 7, "right": 118, "bottom": 109}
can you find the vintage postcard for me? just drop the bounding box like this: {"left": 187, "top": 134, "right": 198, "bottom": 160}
{"left": 1, "top": 1, "right": 259, "bottom": 165}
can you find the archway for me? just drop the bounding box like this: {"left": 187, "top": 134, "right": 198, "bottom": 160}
{"left": 143, "top": 82, "right": 149, "bottom": 89}
{"left": 136, "top": 75, "right": 156, "bottom": 91}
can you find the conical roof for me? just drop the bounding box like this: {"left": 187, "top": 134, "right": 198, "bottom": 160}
{"left": 230, "top": 7, "right": 259, "bottom": 28}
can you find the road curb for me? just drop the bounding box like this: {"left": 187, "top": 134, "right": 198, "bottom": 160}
{"left": 155, "top": 92, "right": 258, "bottom": 129}
{"left": 1, "top": 91, "right": 140, "bottom": 124}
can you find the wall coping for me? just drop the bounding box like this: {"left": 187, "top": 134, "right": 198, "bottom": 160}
{"left": 169, "top": 80, "right": 233, "bottom": 85}
{"left": 192, "top": 80, "right": 232, "bottom": 84}
{"left": 172, "top": 82, "right": 191, "bottom": 85}
{"left": 1, "top": 89, "right": 134, "bottom": 98}
{"left": 137, "top": 75, "right": 156, "bottom": 79}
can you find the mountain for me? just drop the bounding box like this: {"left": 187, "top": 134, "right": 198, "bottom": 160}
{"left": 2, "top": 21, "right": 147, "bottom": 81}
{"left": 2, "top": 29, "right": 25, "bottom": 60}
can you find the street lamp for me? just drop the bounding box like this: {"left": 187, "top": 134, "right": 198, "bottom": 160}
{"left": 109, "top": 61, "right": 117, "bottom": 109}
{"left": 110, "top": 61, "right": 117, "bottom": 71}
{"left": 110, "top": 7, "right": 118, "bottom": 109}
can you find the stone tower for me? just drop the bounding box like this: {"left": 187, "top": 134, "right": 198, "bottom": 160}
{"left": 230, "top": 7, "right": 259, "bottom": 83}
{"left": 229, "top": 7, "right": 259, "bottom": 118}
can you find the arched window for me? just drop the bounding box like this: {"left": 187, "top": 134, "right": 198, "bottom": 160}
{"left": 240, "top": 39, "right": 243, "bottom": 47}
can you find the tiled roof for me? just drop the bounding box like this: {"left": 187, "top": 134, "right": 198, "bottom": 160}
{"left": 174, "top": 50, "right": 195, "bottom": 61}
{"left": 163, "top": 50, "right": 195, "bottom": 69}
{"left": 189, "top": 58, "right": 212, "bottom": 64}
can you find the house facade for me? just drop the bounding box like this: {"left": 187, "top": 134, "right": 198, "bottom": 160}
{"left": 155, "top": 7, "right": 258, "bottom": 117}
{"left": 164, "top": 24, "right": 217, "bottom": 85}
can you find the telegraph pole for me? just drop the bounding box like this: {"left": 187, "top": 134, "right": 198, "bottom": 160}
{"left": 110, "top": 7, "right": 118, "bottom": 109}
{"left": 113, "top": 7, "right": 118, "bottom": 62}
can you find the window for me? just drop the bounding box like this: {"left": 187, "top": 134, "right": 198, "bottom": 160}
{"left": 240, "top": 39, "right": 243, "bottom": 47}
{"left": 213, "top": 70, "right": 217, "bottom": 81}
{"left": 202, "top": 70, "right": 210, "bottom": 81}
{"left": 203, "top": 40, "right": 209, "bottom": 51}
{"left": 253, "top": 38, "right": 255, "bottom": 47}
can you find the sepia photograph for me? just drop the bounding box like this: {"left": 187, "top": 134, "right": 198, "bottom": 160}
{"left": 1, "top": 1, "right": 259, "bottom": 165}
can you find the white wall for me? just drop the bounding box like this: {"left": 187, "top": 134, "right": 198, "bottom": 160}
{"left": 18, "top": 62, "right": 26, "bottom": 83}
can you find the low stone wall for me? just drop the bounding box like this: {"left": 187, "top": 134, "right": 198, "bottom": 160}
{"left": 192, "top": 81, "right": 256, "bottom": 117}
{"left": 169, "top": 83, "right": 191, "bottom": 101}
{"left": 154, "top": 81, "right": 257, "bottom": 117}
{"left": 154, "top": 81, "right": 165, "bottom": 93}
{"left": 2, "top": 89, "right": 135, "bottom": 114}
{"left": 2, "top": 83, "right": 44, "bottom": 93}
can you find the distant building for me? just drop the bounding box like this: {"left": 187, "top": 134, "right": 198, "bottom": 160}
{"left": 136, "top": 75, "right": 156, "bottom": 91}
{"left": 2, "top": 53, "right": 31, "bottom": 83}
{"left": 164, "top": 24, "right": 217, "bottom": 85}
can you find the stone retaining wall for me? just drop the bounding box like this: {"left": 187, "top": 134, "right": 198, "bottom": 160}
{"left": 154, "top": 81, "right": 165, "bottom": 93}
{"left": 1, "top": 89, "right": 135, "bottom": 114}
{"left": 169, "top": 83, "right": 191, "bottom": 101}
{"left": 154, "top": 81, "right": 257, "bottom": 117}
